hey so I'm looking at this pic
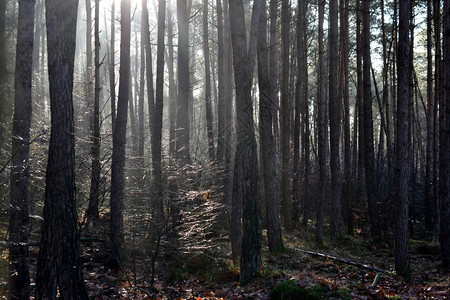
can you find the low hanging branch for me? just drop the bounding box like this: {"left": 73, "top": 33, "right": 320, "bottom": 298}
{"left": 288, "top": 246, "right": 391, "bottom": 274}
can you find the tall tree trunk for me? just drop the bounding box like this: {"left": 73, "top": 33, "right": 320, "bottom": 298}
{"left": 151, "top": 0, "right": 166, "bottom": 220}
{"left": 110, "top": 0, "right": 131, "bottom": 260}
{"left": 87, "top": 0, "right": 101, "bottom": 225}
{"left": 203, "top": 0, "right": 215, "bottom": 162}
{"left": 433, "top": 0, "right": 441, "bottom": 241}
{"left": 425, "top": 0, "right": 434, "bottom": 232}
{"left": 166, "top": 2, "right": 177, "bottom": 156}
{"left": 356, "top": 0, "right": 364, "bottom": 184}
{"left": 329, "top": 0, "right": 342, "bottom": 241}
{"left": 440, "top": 0, "right": 450, "bottom": 269}
{"left": 316, "top": 0, "right": 326, "bottom": 244}
{"left": 176, "top": 0, "right": 191, "bottom": 165}
{"left": 280, "top": 0, "right": 292, "bottom": 230}
{"left": 257, "top": 0, "right": 284, "bottom": 253}
{"left": 110, "top": 0, "right": 116, "bottom": 129}
{"left": 216, "top": 0, "right": 225, "bottom": 163}
{"left": 269, "top": 0, "right": 279, "bottom": 157}
{"left": 9, "top": 0, "right": 35, "bottom": 296}
{"left": 85, "top": 0, "right": 93, "bottom": 133}
{"left": 395, "top": 0, "right": 411, "bottom": 278}
{"left": 292, "top": 0, "right": 303, "bottom": 225}
{"left": 230, "top": 0, "right": 262, "bottom": 286}
{"left": 138, "top": 9, "right": 146, "bottom": 167}
{"left": 36, "top": 0, "right": 88, "bottom": 295}
{"left": 362, "top": 0, "right": 380, "bottom": 238}
{"left": 301, "top": 0, "right": 310, "bottom": 227}
{"left": 340, "top": 0, "right": 352, "bottom": 234}
{"left": 0, "top": 0, "right": 7, "bottom": 147}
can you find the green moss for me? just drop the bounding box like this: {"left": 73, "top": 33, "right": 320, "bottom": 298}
{"left": 269, "top": 280, "right": 312, "bottom": 300}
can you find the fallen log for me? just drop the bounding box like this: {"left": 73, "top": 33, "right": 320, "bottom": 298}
{"left": 288, "top": 246, "right": 391, "bottom": 274}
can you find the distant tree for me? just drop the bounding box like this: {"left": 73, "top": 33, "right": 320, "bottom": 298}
{"left": 86, "top": 0, "right": 101, "bottom": 225}
{"left": 362, "top": 0, "right": 380, "bottom": 238}
{"left": 440, "top": 0, "right": 450, "bottom": 269}
{"left": 216, "top": 0, "right": 225, "bottom": 164}
{"left": 176, "top": 0, "right": 191, "bottom": 165}
{"left": 229, "top": 0, "right": 263, "bottom": 285}
{"left": 150, "top": 0, "right": 166, "bottom": 219}
{"left": 257, "top": 0, "right": 284, "bottom": 253}
{"left": 395, "top": 0, "right": 411, "bottom": 278}
{"left": 316, "top": 0, "right": 326, "bottom": 244}
{"left": 35, "top": 0, "right": 88, "bottom": 295}
{"left": 110, "top": 0, "right": 131, "bottom": 259}
{"left": 9, "top": 0, "right": 35, "bottom": 297}
{"left": 328, "top": 0, "right": 342, "bottom": 241}
{"left": 203, "top": 0, "right": 215, "bottom": 162}
{"left": 166, "top": 1, "right": 177, "bottom": 156}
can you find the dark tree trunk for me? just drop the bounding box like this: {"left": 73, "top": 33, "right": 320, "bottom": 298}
{"left": 166, "top": 3, "right": 177, "bottom": 156}
{"left": 292, "top": 0, "right": 303, "bottom": 225}
{"left": 229, "top": 0, "right": 262, "bottom": 286}
{"left": 9, "top": 0, "right": 35, "bottom": 297}
{"left": 257, "top": 0, "right": 284, "bottom": 253}
{"left": 316, "top": 0, "right": 326, "bottom": 245}
{"left": 203, "top": 0, "right": 215, "bottom": 162}
{"left": 151, "top": 0, "right": 166, "bottom": 219}
{"left": 440, "top": 0, "right": 450, "bottom": 269}
{"left": 301, "top": 0, "right": 310, "bottom": 227}
{"left": 0, "top": 0, "right": 7, "bottom": 146}
{"left": 269, "top": 0, "right": 279, "bottom": 156}
{"left": 35, "top": 0, "right": 88, "bottom": 296}
{"left": 395, "top": 0, "right": 411, "bottom": 278}
{"left": 425, "top": 0, "right": 434, "bottom": 232}
{"left": 356, "top": 0, "right": 365, "bottom": 183}
{"left": 110, "top": 0, "right": 131, "bottom": 259}
{"left": 176, "top": 0, "right": 191, "bottom": 165}
{"left": 280, "top": 0, "right": 292, "bottom": 231}
{"left": 109, "top": 0, "right": 116, "bottom": 130}
{"left": 328, "top": 0, "right": 342, "bottom": 241}
{"left": 216, "top": 0, "right": 225, "bottom": 164}
{"left": 362, "top": 0, "right": 380, "bottom": 238}
{"left": 138, "top": 8, "right": 145, "bottom": 168}
{"left": 433, "top": 0, "right": 440, "bottom": 240}
{"left": 87, "top": 0, "right": 101, "bottom": 225}
{"left": 340, "top": 0, "right": 352, "bottom": 235}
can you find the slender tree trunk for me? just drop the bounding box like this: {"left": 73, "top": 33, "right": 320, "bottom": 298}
{"left": 203, "top": 0, "right": 215, "bottom": 162}
{"left": 85, "top": 0, "right": 93, "bottom": 133}
{"left": 87, "top": 0, "right": 101, "bottom": 225}
{"left": 316, "top": 0, "right": 326, "bottom": 244}
{"left": 110, "top": 0, "right": 116, "bottom": 129}
{"left": 138, "top": 8, "right": 146, "bottom": 167}
{"left": 362, "top": 0, "right": 380, "bottom": 238}
{"left": 329, "top": 0, "right": 342, "bottom": 241}
{"left": 36, "top": 0, "right": 88, "bottom": 295}
{"left": 216, "top": 0, "right": 225, "bottom": 163}
{"left": 151, "top": 0, "right": 166, "bottom": 220}
{"left": 356, "top": 0, "right": 364, "bottom": 183}
{"left": 9, "top": 0, "right": 35, "bottom": 296}
{"left": 230, "top": 0, "right": 262, "bottom": 285}
{"left": 440, "top": 0, "right": 450, "bottom": 268}
{"left": 110, "top": 0, "right": 131, "bottom": 259}
{"left": 425, "top": 0, "right": 434, "bottom": 232}
{"left": 269, "top": 0, "right": 279, "bottom": 157}
{"left": 176, "top": 0, "right": 191, "bottom": 165}
{"left": 257, "top": 0, "right": 284, "bottom": 253}
{"left": 0, "top": 0, "right": 7, "bottom": 146}
{"left": 395, "top": 0, "right": 411, "bottom": 278}
{"left": 301, "top": 0, "right": 310, "bottom": 227}
{"left": 280, "top": 0, "right": 292, "bottom": 230}
{"left": 340, "top": 0, "right": 352, "bottom": 234}
{"left": 166, "top": 2, "right": 177, "bottom": 156}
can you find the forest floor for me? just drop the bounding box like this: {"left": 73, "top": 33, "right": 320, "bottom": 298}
{"left": 0, "top": 223, "right": 448, "bottom": 299}
{"left": 80, "top": 228, "right": 448, "bottom": 299}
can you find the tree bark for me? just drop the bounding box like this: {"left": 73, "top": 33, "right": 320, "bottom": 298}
{"left": 229, "top": 0, "right": 262, "bottom": 286}
{"left": 257, "top": 0, "right": 284, "bottom": 253}
{"left": 395, "top": 0, "right": 411, "bottom": 278}
{"left": 176, "top": 0, "right": 191, "bottom": 165}
{"left": 328, "top": 0, "right": 342, "bottom": 241}
{"left": 440, "top": 0, "right": 450, "bottom": 269}
{"left": 35, "top": 0, "right": 88, "bottom": 296}
{"left": 110, "top": 0, "right": 131, "bottom": 260}
{"left": 109, "top": 0, "right": 116, "bottom": 130}
{"left": 9, "top": 0, "right": 35, "bottom": 297}
{"left": 280, "top": 0, "right": 292, "bottom": 231}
